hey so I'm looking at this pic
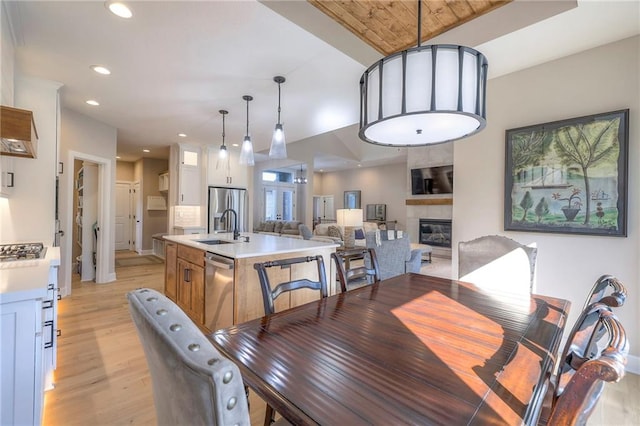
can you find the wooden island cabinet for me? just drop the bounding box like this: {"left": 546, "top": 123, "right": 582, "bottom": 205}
{"left": 163, "top": 233, "right": 337, "bottom": 333}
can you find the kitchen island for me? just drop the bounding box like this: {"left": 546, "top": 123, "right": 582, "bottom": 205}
{"left": 163, "top": 233, "right": 338, "bottom": 333}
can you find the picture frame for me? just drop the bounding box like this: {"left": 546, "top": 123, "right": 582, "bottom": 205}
{"left": 504, "top": 109, "right": 628, "bottom": 237}
{"left": 344, "top": 190, "right": 361, "bottom": 209}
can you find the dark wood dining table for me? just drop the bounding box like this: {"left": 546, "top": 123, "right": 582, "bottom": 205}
{"left": 210, "top": 273, "right": 571, "bottom": 425}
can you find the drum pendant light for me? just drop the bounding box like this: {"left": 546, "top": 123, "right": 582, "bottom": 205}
{"left": 239, "top": 95, "right": 255, "bottom": 166}
{"left": 359, "top": 0, "right": 488, "bottom": 146}
{"left": 269, "top": 76, "right": 287, "bottom": 159}
{"left": 216, "top": 109, "right": 230, "bottom": 171}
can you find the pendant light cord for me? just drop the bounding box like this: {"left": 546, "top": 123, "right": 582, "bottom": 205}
{"left": 245, "top": 98, "right": 249, "bottom": 136}
{"left": 277, "top": 82, "right": 282, "bottom": 124}
{"left": 222, "top": 113, "right": 226, "bottom": 145}
{"left": 417, "top": 0, "right": 422, "bottom": 48}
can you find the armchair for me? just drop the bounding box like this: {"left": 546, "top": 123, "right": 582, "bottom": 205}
{"left": 365, "top": 231, "right": 422, "bottom": 280}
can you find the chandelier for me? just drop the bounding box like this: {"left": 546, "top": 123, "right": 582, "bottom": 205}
{"left": 293, "top": 164, "right": 307, "bottom": 184}
{"left": 359, "top": 1, "right": 488, "bottom": 146}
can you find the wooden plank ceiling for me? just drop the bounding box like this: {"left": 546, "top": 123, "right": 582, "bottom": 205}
{"left": 307, "top": 0, "right": 512, "bottom": 55}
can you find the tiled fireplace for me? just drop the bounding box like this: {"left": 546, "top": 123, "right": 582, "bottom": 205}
{"left": 419, "top": 219, "right": 452, "bottom": 248}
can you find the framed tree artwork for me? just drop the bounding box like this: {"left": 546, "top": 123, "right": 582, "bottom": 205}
{"left": 504, "top": 109, "right": 628, "bottom": 236}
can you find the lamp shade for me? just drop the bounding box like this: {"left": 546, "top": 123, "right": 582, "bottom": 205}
{"left": 359, "top": 44, "right": 488, "bottom": 146}
{"left": 336, "top": 209, "right": 363, "bottom": 227}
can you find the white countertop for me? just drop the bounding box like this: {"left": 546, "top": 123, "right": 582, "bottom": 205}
{"left": 0, "top": 246, "right": 60, "bottom": 304}
{"left": 164, "top": 232, "right": 338, "bottom": 259}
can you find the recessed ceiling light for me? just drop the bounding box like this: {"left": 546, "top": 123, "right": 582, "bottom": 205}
{"left": 116, "top": 156, "right": 121, "bottom": 159}
{"left": 177, "top": 133, "right": 187, "bottom": 138}
{"left": 91, "top": 65, "right": 111, "bottom": 75}
{"left": 106, "top": 1, "right": 132, "bottom": 18}
{"left": 86, "top": 100, "right": 100, "bottom": 106}
{"left": 142, "top": 149, "right": 150, "bottom": 153}
{"left": 232, "top": 143, "right": 239, "bottom": 147}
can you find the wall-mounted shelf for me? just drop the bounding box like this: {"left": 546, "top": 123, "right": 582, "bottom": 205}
{"left": 406, "top": 198, "right": 453, "bottom": 206}
{"left": 147, "top": 195, "right": 167, "bottom": 210}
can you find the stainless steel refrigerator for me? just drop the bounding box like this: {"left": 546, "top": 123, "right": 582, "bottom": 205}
{"left": 208, "top": 187, "right": 249, "bottom": 233}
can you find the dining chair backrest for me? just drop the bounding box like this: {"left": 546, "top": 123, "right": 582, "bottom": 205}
{"left": 544, "top": 304, "right": 628, "bottom": 425}
{"left": 331, "top": 248, "right": 380, "bottom": 292}
{"left": 254, "top": 255, "right": 328, "bottom": 315}
{"left": 582, "top": 274, "right": 627, "bottom": 311}
{"left": 127, "top": 288, "right": 250, "bottom": 426}
{"left": 458, "top": 234, "right": 537, "bottom": 294}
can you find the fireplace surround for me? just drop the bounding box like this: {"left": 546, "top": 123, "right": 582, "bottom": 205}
{"left": 419, "top": 219, "right": 452, "bottom": 248}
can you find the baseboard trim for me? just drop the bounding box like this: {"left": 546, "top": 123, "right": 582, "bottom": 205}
{"left": 626, "top": 354, "right": 640, "bottom": 375}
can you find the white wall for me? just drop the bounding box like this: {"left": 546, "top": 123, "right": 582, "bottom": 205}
{"left": 453, "top": 36, "right": 640, "bottom": 371}
{"left": 59, "top": 107, "right": 117, "bottom": 293}
{"left": 0, "top": 76, "right": 61, "bottom": 243}
{"left": 1, "top": 1, "right": 15, "bottom": 106}
{"left": 320, "top": 162, "right": 407, "bottom": 230}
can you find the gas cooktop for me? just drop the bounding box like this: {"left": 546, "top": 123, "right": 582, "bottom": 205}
{"left": 0, "top": 243, "right": 47, "bottom": 262}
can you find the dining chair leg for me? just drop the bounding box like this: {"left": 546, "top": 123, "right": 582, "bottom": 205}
{"left": 244, "top": 384, "right": 250, "bottom": 410}
{"left": 264, "top": 404, "right": 275, "bottom": 426}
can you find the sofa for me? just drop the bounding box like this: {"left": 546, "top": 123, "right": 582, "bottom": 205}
{"left": 254, "top": 220, "right": 301, "bottom": 236}
{"left": 364, "top": 230, "right": 422, "bottom": 280}
{"left": 313, "top": 221, "right": 379, "bottom": 245}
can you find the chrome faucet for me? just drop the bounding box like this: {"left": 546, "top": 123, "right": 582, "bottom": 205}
{"left": 220, "top": 209, "right": 240, "bottom": 240}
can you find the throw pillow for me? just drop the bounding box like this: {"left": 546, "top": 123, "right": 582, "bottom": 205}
{"left": 274, "top": 221, "right": 284, "bottom": 233}
{"left": 327, "top": 225, "right": 343, "bottom": 240}
{"left": 354, "top": 228, "right": 365, "bottom": 239}
{"left": 264, "top": 221, "right": 275, "bottom": 232}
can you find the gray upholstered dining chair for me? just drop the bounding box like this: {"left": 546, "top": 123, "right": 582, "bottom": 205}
{"left": 364, "top": 231, "right": 422, "bottom": 280}
{"left": 298, "top": 223, "right": 313, "bottom": 240}
{"left": 127, "top": 288, "right": 250, "bottom": 426}
{"left": 458, "top": 234, "right": 537, "bottom": 294}
{"left": 540, "top": 303, "right": 628, "bottom": 425}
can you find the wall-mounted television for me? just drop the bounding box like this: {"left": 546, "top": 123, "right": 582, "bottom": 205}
{"left": 411, "top": 165, "right": 454, "bottom": 195}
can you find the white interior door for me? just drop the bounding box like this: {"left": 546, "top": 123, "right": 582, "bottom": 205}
{"left": 264, "top": 185, "right": 295, "bottom": 221}
{"left": 133, "top": 182, "right": 142, "bottom": 253}
{"left": 115, "top": 182, "right": 132, "bottom": 250}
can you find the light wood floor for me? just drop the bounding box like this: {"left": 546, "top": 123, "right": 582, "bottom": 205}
{"left": 43, "top": 252, "right": 639, "bottom": 425}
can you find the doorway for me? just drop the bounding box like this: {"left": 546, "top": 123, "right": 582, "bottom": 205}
{"left": 61, "top": 151, "right": 114, "bottom": 297}
{"left": 133, "top": 182, "right": 142, "bottom": 253}
{"left": 115, "top": 181, "right": 133, "bottom": 251}
{"left": 263, "top": 184, "right": 295, "bottom": 221}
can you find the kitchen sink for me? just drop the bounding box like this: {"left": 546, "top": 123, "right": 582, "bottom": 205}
{"left": 195, "top": 239, "right": 234, "bottom": 245}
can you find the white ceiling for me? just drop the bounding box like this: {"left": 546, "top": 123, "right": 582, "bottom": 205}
{"left": 5, "top": 0, "right": 639, "bottom": 171}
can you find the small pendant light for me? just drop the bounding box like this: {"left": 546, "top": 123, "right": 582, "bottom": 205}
{"left": 216, "top": 109, "right": 230, "bottom": 171}
{"left": 269, "top": 76, "right": 287, "bottom": 159}
{"left": 239, "top": 95, "right": 255, "bottom": 166}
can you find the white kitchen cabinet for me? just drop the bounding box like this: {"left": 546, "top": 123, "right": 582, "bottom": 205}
{"left": 0, "top": 154, "right": 15, "bottom": 197}
{"left": 1, "top": 297, "right": 45, "bottom": 426}
{"left": 42, "top": 265, "right": 59, "bottom": 391}
{"left": 177, "top": 145, "right": 201, "bottom": 206}
{"left": 1, "top": 248, "right": 61, "bottom": 426}
{"left": 207, "top": 148, "right": 248, "bottom": 188}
